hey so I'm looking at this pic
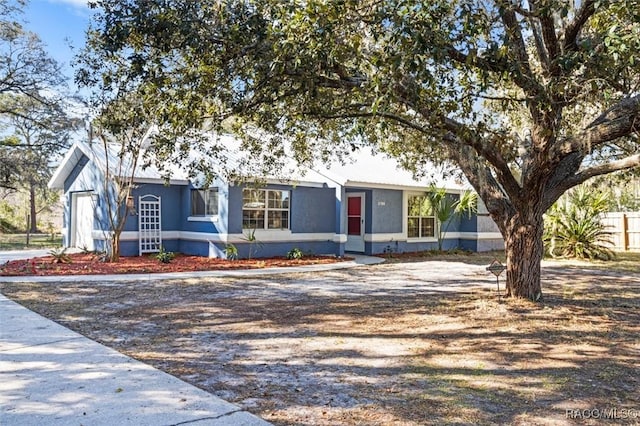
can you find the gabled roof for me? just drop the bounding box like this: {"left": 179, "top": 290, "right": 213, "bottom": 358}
{"left": 48, "top": 140, "right": 190, "bottom": 190}
{"left": 48, "top": 142, "right": 88, "bottom": 189}
{"left": 318, "top": 148, "right": 466, "bottom": 190}
{"left": 49, "top": 136, "right": 467, "bottom": 191}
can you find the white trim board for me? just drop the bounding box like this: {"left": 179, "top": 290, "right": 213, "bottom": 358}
{"left": 91, "top": 230, "right": 504, "bottom": 243}
{"left": 93, "top": 230, "right": 341, "bottom": 244}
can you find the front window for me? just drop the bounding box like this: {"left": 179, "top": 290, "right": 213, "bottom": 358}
{"left": 243, "top": 189, "right": 290, "bottom": 230}
{"left": 191, "top": 188, "right": 219, "bottom": 216}
{"left": 407, "top": 195, "right": 435, "bottom": 238}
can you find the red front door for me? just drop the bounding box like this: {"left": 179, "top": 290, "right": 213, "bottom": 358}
{"left": 346, "top": 193, "right": 365, "bottom": 252}
{"left": 348, "top": 196, "right": 362, "bottom": 235}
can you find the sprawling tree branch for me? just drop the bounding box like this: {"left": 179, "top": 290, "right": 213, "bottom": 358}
{"left": 446, "top": 142, "right": 514, "bottom": 230}
{"left": 551, "top": 94, "right": 640, "bottom": 160}
{"left": 560, "top": 154, "right": 640, "bottom": 192}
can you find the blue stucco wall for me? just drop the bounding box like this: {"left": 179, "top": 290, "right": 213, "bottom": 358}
{"left": 228, "top": 183, "right": 336, "bottom": 234}
{"left": 61, "top": 149, "right": 501, "bottom": 258}
{"left": 63, "top": 155, "right": 91, "bottom": 193}
{"left": 370, "top": 189, "right": 403, "bottom": 233}
{"left": 459, "top": 214, "right": 477, "bottom": 232}
{"left": 130, "top": 184, "right": 184, "bottom": 232}
{"left": 368, "top": 239, "right": 463, "bottom": 255}
{"left": 291, "top": 186, "right": 336, "bottom": 233}
{"left": 63, "top": 155, "right": 132, "bottom": 246}
{"left": 227, "top": 185, "right": 243, "bottom": 234}
{"left": 198, "top": 240, "right": 338, "bottom": 259}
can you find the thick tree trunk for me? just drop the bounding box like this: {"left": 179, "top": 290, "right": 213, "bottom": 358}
{"left": 503, "top": 212, "right": 544, "bottom": 300}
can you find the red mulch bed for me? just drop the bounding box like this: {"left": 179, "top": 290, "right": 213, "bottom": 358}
{"left": 0, "top": 253, "right": 349, "bottom": 276}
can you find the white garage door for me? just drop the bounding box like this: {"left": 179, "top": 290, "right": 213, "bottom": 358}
{"left": 73, "top": 192, "right": 95, "bottom": 251}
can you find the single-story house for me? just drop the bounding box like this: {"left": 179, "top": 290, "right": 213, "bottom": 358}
{"left": 48, "top": 137, "right": 504, "bottom": 258}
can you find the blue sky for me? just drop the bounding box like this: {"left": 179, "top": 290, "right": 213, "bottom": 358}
{"left": 22, "top": 0, "right": 92, "bottom": 88}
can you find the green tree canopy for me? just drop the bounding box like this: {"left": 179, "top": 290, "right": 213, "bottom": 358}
{"left": 78, "top": 0, "right": 640, "bottom": 300}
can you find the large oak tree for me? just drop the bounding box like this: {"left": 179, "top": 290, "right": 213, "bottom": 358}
{"left": 78, "top": 0, "right": 640, "bottom": 300}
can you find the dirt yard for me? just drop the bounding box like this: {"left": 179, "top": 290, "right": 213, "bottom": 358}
{"left": 1, "top": 259, "right": 639, "bottom": 425}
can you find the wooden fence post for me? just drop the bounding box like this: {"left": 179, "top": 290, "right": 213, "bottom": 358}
{"left": 622, "top": 213, "right": 629, "bottom": 252}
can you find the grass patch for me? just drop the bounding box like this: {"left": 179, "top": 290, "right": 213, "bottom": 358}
{"left": 0, "top": 233, "right": 62, "bottom": 250}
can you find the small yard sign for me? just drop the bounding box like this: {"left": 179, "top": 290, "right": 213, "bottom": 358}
{"left": 486, "top": 259, "right": 506, "bottom": 295}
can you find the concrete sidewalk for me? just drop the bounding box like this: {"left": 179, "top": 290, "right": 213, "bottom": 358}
{"left": 0, "top": 293, "right": 271, "bottom": 426}
{"left": 0, "top": 249, "right": 52, "bottom": 264}
{"left": 0, "top": 251, "right": 384, "bottom": 425}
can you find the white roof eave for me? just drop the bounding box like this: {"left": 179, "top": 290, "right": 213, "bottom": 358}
{"left": 343, "top": 180, "right": 467, "bottom": 192}
{"left": 47, "top": 141, "right": 95, "bottom": 190}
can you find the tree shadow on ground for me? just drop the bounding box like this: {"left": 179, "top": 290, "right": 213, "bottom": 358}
{"left": 1, "top": 264, "right": 638, "bottom": 425}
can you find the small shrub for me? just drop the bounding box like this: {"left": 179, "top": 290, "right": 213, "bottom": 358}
{"left": 89, "top": 250, "right": 110, "bottom": 262}
{"left": 154, "top": 247, "right": 175, "bottom": 264}
{"left": 224, "top": 243, "right": 239, "bottom": 260}
{"left": 544, "top": 186, "right": 615, "bottom": 260}
{"left": 286, "top": 247, "right": 304, "bottom": 260}
{"left": 49, "top": 247, "right": 71, "bottom": 264}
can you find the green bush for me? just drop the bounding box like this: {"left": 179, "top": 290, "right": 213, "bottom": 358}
{"left": 49, "top": 247, "right": 71, "bottom": 264}
{"left": 544, "top": 187, "right": 615, "bottom": 260}
{"left": 154, "top": 247, "right": 175, "bottom": 264}
{"left": 224, "top": 243, "right": 239, "bottom": 260}
{"left": 0, "top": 217, "right": 19, "bottom": 233}
{"left": 286, "top": 247, "right": 304, "bottom": 260}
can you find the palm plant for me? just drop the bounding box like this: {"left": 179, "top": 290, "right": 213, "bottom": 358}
{"left": 544, "top": 186, "right": 615, "bottom": 260}
{"left": 427, "top": 187, "right": 478, "bottom": 251}
{"left": 242, "top": 228, "right": 264, "bottom": 260}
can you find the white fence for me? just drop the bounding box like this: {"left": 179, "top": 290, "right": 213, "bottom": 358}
{"left": 601, "top": 212, "right": 640, "bottom": 252}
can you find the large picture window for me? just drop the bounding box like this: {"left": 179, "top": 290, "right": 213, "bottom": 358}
{"left": 243, "top": 189, "right": 290, "bottom": 230}
{"left": 407, "top": 195, "right": 435, "bottom": 238}
{"left": 190, "top": 188, "right": 219, "bottom": 216}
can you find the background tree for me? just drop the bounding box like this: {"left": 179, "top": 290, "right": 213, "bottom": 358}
{"left": 78, "top": 0, "right": 640, "bottom": 300}
{"left": 585, "top": 173, "right": 640, "bottom": 212}
{"left": 1, "top": 0, "right": 68, "bottom": 210}
{"left": 3, "top": 96, "right": 75, "bottom": 232}
{"left": 0, "top": 0, "right": 64, "bottom": 117}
